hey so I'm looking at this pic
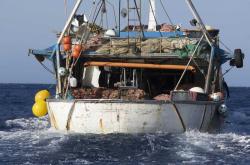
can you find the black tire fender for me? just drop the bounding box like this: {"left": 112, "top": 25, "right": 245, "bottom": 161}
{"left": 234, "top": 49, "right": 244, "bottom": 68}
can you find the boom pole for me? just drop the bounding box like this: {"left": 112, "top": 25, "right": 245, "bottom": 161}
{"left": 185, "top": 0, "right": 215, "bottom": 94}
{"left": 55, "top": 0, "right": 83, "bottom": 97}
{"left": 185, "top": 0, "right": 212, "bottom": 45}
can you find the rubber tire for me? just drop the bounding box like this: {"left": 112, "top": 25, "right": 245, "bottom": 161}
{"left": 234, "top": 49, "right": 243, "bottom": 68}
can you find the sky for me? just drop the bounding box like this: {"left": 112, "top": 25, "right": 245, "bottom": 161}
{"left": 0, "top": 0, "right": 249, "bottom": 86}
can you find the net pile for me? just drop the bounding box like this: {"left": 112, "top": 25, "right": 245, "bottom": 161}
{"left": 71, "top": 88, "right": 147, "bottom": 100}
{"left": 96, "top": 37, "right": 200, "bottom": 57}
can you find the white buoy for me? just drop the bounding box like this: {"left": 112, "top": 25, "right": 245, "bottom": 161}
{"left": 58, "top": 67, "right": 66, "bottom": 76}
{"left": 205, "top": 25, "right": 214, "bottom": 30}
{"left": 69, "top": 77, "right": 78, "bottom": 88}
{"left": 189, "top": 87, "right": 205, "bottom": 94}
{"left": 218, "top": 104, "right": 228, "bottom": 115}
{"left": 210, "top": 92, "right": 224, "bottom": 101}
{"left": 104, "top": 29, "right": 116, "bottom": 37}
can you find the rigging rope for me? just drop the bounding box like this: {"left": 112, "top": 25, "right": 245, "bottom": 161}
{"left": 64, "top": 0, "right": 68, "bottom": 17}
{"left": 133, "top": 0, "right": 145, "bottom": 37}
{"left": 106, "top": 0, "right": 118, "bottom": 28}
{"left": 91, "top": 0, "right": 101, "bottom": 22}
{"left": 220, "top": 40, "right": 233, "bottom": 54}
{"left": 159, "top": 0, "right": 174, "bottom": 26}
{"left": 191, "top": 58, "right": 206, "bottom": 78}
{"left": 223, "top": 66, "right": 234, "bottom": 76}
{"left": 174, "top": 35, "right": 205, "bottom": 90}
{"left": 105, "top": 8, "right": 109, "bottom": 29}
{"left": 38, "top": 60, "right": 55, "bottom": 75}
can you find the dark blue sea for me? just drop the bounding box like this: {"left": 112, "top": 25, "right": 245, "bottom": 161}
{"left": 0, "top": 84, "right": 249, "bottom": 164}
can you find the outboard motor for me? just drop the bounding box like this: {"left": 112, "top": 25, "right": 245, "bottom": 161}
{"left": 230, "top": 49, "right": 244, "bottom": 68}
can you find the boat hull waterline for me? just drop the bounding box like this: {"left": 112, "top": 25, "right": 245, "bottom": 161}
{"left": 47, "top": 100, "right": 222, "bottom": 134}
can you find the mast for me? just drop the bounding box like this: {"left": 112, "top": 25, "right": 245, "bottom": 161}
{"left": 148, "top": 0, "right": 156, "bottom": 31}
{"left": 55, "top": 0, "right": 83, "bottom": 97}
{"left": 119, "top": 0, "right": 121, "bottom": 36}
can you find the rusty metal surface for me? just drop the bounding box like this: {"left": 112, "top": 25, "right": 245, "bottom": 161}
{"left": 46, "top": 100, "right": 221, "bottom": 134}
{"left": 47, "top": 98, "right": 223, "bottom": 105}
{"left": 171, "top": 103, "right": 186, "bottom": 131}
{"left": 66, "top": 101, "right": 76, "bottom": 130}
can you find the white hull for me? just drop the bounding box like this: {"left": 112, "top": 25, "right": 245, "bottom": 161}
{"left": 47, "top": 99, "right": 222, "bottom": 134}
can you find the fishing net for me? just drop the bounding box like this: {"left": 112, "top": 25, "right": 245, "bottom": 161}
{"left": 95, "top": 37, "right": 202, "bottom": 57}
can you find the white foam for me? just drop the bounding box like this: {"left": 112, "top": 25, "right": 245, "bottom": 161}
{"left": 145, "top": 134, "right": 156, "bottom": 153}
{"left": 176, "top": 148, "right": 195, "bottom": 159}
{"left": 60, "top": 159, "right": 92, "bottom": 164}
{"left": 175, "top": 130, "right": 250, "bottom": 162}
{"left": 1, "top": 116, "right": 249, "bottom": 164}
{"left": 0, "top": 116, "right": 72, "bottom": 157}
{"left": 5, "top": 116, "right": 49, "bottom": 130}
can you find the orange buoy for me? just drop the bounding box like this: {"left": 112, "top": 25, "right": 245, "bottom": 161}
{"left": 63, "top": 44, "right": 72, "bottom": 51}
{"left": 72, "top": 44, "right": 83, "bottom": 58}
{"left": 63, "top": 36, "right": 72, "bottom": 51}
{"left": 72, "top": 50, "right": 81, "bottom": 59}
{"left": 74, "top": 44, "right": 82, "bottom": 52}
{"left": 63, "top": 36, "right": 71, "bottom": 44}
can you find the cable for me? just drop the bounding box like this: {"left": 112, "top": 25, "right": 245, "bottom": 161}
{"left": 133, "top": 0, "right": 145, "bottom": 37}
{"left": 220, "top": 40, "right": 233, "bottom": 54}
{"left": 90, "top": 0, "right": 101, "bottom": 22}
{"left": 64, "top": 0, "right": 68, "bottom": 17}
{"left": 106, "top": 0, "right": 118, "bottom": 29}
{"left": 223, "top": 66, "right": 234, "bottom": 76}
{"left": 159, "top": 0, "right": 174, "bottom": 26}
{"left": 174, "top": 35, "right": 205, "bottom": 90}
{"left": 38, "top": 60, "right": 55, "bottom": 75}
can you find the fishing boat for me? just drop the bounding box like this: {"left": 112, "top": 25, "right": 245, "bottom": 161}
{"left": 30, "top": 0, "right": 244, "bottom": 134}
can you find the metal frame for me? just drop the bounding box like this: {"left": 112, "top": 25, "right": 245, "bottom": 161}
{"left": 55, "top": 0, "right": 83, "bottom": 97}
{"left": 54, "top": 0, "right": 218, "bottom": 97}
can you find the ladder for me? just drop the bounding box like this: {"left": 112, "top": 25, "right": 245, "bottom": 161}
{"left": 127, "top": 0, "right": 144, "bottom": 51}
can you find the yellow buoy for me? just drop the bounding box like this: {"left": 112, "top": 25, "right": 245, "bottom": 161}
{"left": 35, "top": 90, "right": 50, "bottom": 102}
{"left": 32, "top": 100, "right": 48, "bottom": 117}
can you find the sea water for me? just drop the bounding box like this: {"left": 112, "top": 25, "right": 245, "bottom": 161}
{"left": 0, "top": 84, "right": 249, "bottom": 164}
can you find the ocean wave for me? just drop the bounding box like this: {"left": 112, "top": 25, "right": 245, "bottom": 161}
{"left": 174, "top": 130, "right": 250, "bottom": 163}
{"left": 0, "top": 114, "right": 249, "bottom": 164}
{"left": 0, "top": 129, "right": 249, "bottom": 164}
{"left": 0, "top": 122, "right": 69, "bottom": 164}
{"left": 58, "top": 159, "right": 92, "bottom": 165}
{"left": 4, "top": 116, "right": 49, "bottom": 131}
